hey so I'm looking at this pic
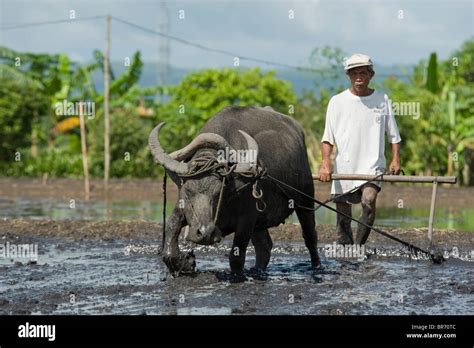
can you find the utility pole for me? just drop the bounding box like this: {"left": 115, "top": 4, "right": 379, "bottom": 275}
{"left": 104, "top": 15, "right": 111, "bottom": 191}
{"left": 79, "top": 103, "right": 90, "bottom": 201}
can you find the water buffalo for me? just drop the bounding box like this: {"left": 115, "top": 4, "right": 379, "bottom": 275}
{"left": 149, "top": 105, "right": 320, "bottom": 277}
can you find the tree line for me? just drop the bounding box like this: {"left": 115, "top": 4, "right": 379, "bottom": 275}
{"left": 0, "top": 39, "right": 472, "bottom": 184}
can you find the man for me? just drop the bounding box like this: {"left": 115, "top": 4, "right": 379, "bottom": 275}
{"left": 318, "top": 53, "right": 402, "bottom": 245}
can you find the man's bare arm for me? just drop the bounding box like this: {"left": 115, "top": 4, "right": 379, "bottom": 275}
{"left": 389, "top": 142, "right": 401, "bottom": 174}
{"left": 319, "top": 141, "right": 333, "bottom": 182}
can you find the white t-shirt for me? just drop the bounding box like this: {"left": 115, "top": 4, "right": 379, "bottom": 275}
{"left": 321, "top": 89, "right": 402, "bottom": 194}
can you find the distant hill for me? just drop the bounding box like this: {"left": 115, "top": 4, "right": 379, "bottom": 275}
{"left": 92, "top": 62, "right": 414, "bottom": 96}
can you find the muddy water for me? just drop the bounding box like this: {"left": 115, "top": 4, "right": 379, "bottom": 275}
{"left": 2, "top": 197, "right": 474, "bottom": 231}
{"left": 0, "top": 238, "right": 472, "bottom": 315}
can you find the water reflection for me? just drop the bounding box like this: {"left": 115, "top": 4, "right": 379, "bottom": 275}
{"left": 0, "top": 197, "right": 472, "bottom": 231}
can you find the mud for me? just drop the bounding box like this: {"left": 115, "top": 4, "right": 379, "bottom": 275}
{"left": 1, "top": 219, "right": 473, "bottom": 248}
{"left": 0, "top": 220, "right": 472, "bottom": 315}
{"left": 0, "top": 178, "right": 472, "bottom": 315}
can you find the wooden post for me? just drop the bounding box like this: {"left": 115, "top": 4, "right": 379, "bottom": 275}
{"left": 103, "top": 15, "right": 111, "bottom": 192}
{"left": 428, "top": 180, "right": 438, "bottom": 245}
{"left": 79, "top": 104, "right": 90, "bottom": 201}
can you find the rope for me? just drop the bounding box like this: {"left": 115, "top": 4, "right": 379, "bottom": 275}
{"left": 179, "top": 155, "right": 231, "bottom": 179}
{"left": 305, "top": 172, "right": 387, "bottom": 244}
{"left": 162, "top": 171, "right": 167, "bottom": 251}
{"left": 163, "top": 153, "right": 266, "bottom": 232}
{"left": 311, "top": 172, "right": 386, "bottom": 211}
{"left": 159, "top": 151, "right": 443, "bottom": 264}
{"left": 264, "top": 174, "right": 445, "bottom": 264}
{"left": 213, "top": 176, "right": 226, "bottom": 224}
{"left": 177, "top": 154, "right": 236, "bottom": 230}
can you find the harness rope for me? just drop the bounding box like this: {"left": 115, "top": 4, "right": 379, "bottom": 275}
{"left": 162, "top": 171, "right": 167, "bottom": 251}
{"left": 300, "top": 172, "right": 386, "bottom": 212}
{"left": 282, "top": 171, "right": 387, "bottom": 244}
{"left": 263, "top": 173, "right": 444, "bottom": 264}
{"left": 162, "top": 154, "right": 259, "bottom": 240}
{"left": 160, "top": 155, "right": 443, "bottom": 264}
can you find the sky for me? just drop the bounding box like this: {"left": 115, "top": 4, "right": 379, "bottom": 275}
{"left": 0, "top": 0, "right": 473, "bottom": 70}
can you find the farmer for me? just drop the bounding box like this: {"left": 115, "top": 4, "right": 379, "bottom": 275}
{"left": 318, "top": 53, "right": 402, "bottom": 245}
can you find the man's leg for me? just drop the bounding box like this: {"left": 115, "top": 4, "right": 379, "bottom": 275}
{"left": 336, "top": 202, "right": 353, "bottom": 245}
{"left": 355, "top": 184, "right": 379, "bottom": 245}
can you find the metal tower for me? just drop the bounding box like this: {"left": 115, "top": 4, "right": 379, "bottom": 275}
{"left": 158, "top": 1, "right": 170, "bottom": 86}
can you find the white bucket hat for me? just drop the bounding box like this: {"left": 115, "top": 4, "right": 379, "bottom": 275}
{"left": 344, "top": 53, "right": 373, "bottom": 71}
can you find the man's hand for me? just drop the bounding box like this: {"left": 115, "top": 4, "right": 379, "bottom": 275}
{"left": 389, "top": 158, "right": 401, "bottom": 175}
{"left": 319, "top": 159, "right": 333, "bottom": 182}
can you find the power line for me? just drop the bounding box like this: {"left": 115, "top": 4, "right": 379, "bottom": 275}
{"left": 112, "top": 16, "right": 411, "bottom": 77}
{"left": 1, "top": 14, "right": 327, "bottom": 74}
{"left": 0, "top": 14, "right": 411, "bottom": 78}
{"left": 0, "top": 15, "right": 105, "bottom": 31}
{"left": 110, "top": 15, "right": 328, "bottom": 74}
{"left": 0, "top": 14, "right": 325, "bottom": 73}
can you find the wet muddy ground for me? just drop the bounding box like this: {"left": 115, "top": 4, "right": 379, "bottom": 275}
{"left": 0, "top": 178, "right": 472, "bottom": 315}
{"left": 0, "top": 220, "right": 472, "bottom": 315}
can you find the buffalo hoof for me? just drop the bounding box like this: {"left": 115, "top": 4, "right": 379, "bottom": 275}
{"left": 229, "top": 272, "right": 247, "bottom": 283}
{"left": 311, "top": 256, "right": 321, "bottom": 269}
{"left": 248, "top": 267, "right": 268, "bottom": 281}
{"left": 215, "top": 270, "right": 247, "bottom": 283}
{"left": 163, "top": 251, "right": 196, "bottom": 276}
{"left": 312, "top": 262, "right": 324, "bottom": 270}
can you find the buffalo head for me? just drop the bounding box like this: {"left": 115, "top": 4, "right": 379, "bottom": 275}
{"left": 148, "top": 122, "right": 258, "bottom": 245}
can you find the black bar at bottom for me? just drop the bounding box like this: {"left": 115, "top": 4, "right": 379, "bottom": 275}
{"left": 0, "top": 315, "right": 471, "bottom": 346}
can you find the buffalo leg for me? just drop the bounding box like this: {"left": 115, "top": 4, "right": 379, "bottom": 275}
{"left": 295, "top": 208, "right": 321, "bottom": 267}
{"left": 251, "top": 229, "right": 273, "bottom": 270}
{"left": 162, "top": 206, "right": 196, "bottom": 275}
{"left": 229, "top": 218, "right": 255, "bottom": 274}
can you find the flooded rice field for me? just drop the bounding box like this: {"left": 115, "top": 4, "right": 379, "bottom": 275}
{"left": 0, "top": 221, "right": 472, "bottom": 315}
{"left": 0, "top": 179, "right": 472, "bottom": 315}
{"left": 1, "top": 196, "right": 474, "bottom": 231}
